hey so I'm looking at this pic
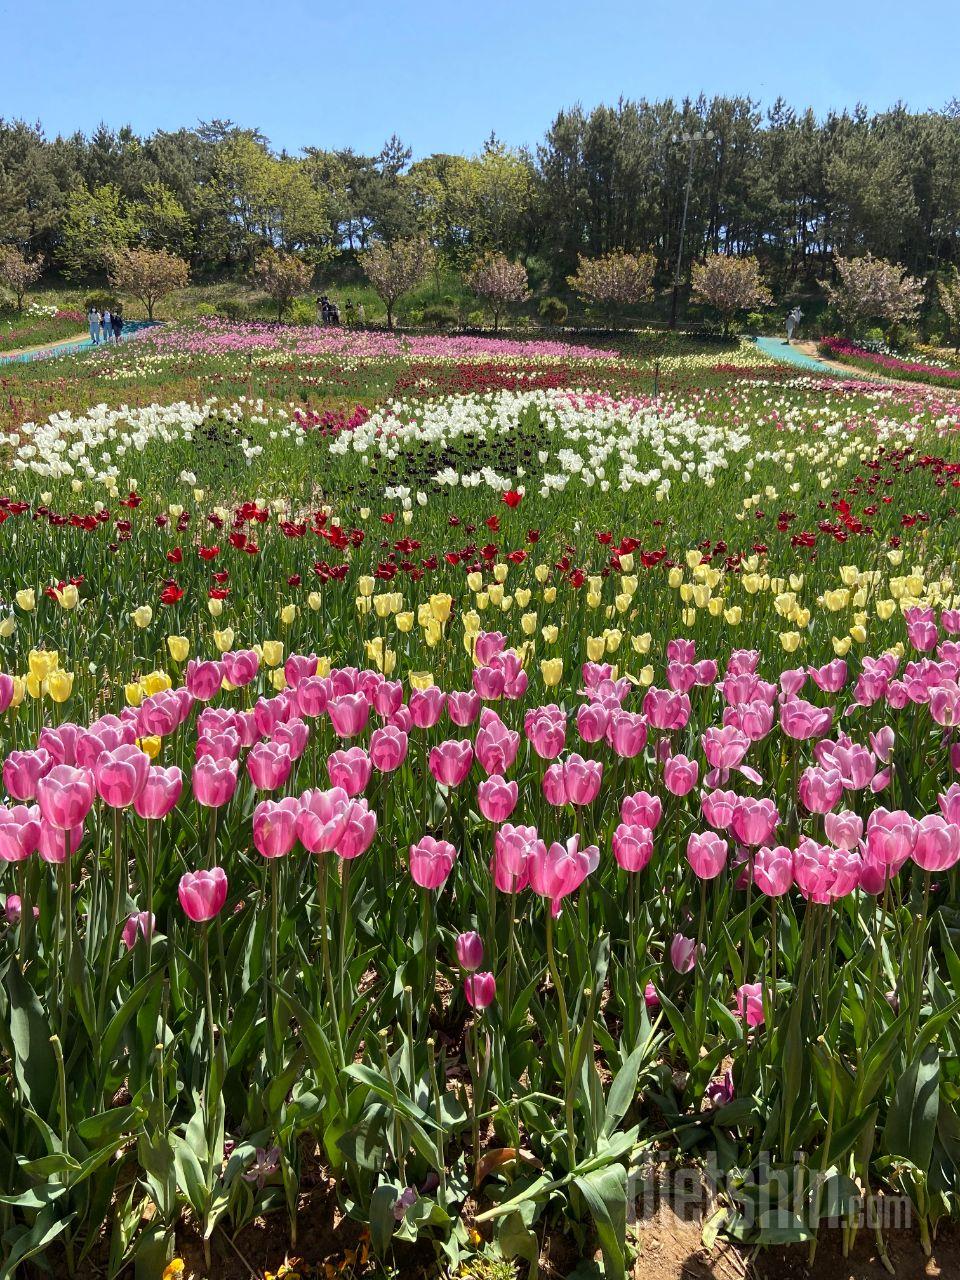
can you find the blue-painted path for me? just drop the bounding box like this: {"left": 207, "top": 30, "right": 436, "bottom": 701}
{"left": 0, "top": 320, "right": 157, "bottom": 365}
{"left": 751, "top": 335, "right": 848, "bottom": 375}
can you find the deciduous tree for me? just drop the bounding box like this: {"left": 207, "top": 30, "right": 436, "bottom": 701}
{"left": 466, "top": 252, "right": 529, "bottom": 331}
{"left": 251, "top": 249, "right": 313, "bottom": 321}
{"left": 360, "top": 237, "right": 432, "bottom": 330}
{"left": 567, "top": 249, "right": 655, "bottom": 324}
{"left": 826, "top": 252, "right": 924, "bottom": 335}
{"left": 106, "top": 246, "right": 190, "bottom": 320}
{"left": 937, "top": 267, "right": 960, "bottom": 352}
{"left": 0, "top": 246, "right": 43, "bottom": 310}
{"left": 691, "top": 254, "right": 773, "bottom": 335}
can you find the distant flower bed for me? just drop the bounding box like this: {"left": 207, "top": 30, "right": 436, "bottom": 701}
{"left": 134, "top": 317, "right": 618, "bottom": 362}
{"left": 820, "top": 336, "right": 960, "bottom": 386}
{"left": 0, "top": 308, "right": 86, "bottom": 354}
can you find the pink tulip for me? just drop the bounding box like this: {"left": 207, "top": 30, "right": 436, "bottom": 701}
{"left": 472, "top": 665, "right": 505, "bottom": 700}
{"left": 38, "top": 723, "right": 84, "bottom": 766}
{"left": 736, "top": 982, "right": 765, "bottom": 1027}
{"left": 36, "top": 764, "right": 95, "bottom": 830}
{"left": 823, "top": 809, "right": 863, "bottom": 851}
{"left": 491, "top": 823, "right": 541, "bottom": 893}
{"left": 474, "top": 710, "right": 519, "bottom": 776}
{"left": 178, "top": 867, "right": 228, "bottom": 921}
{"left": 221, "top": 649, "right": 260, "bottom": 687}
{"left": 186, "top": 659, "right": 224, "bottom": 701}
{"left": 477, "top": 775, "right": 518, "bottom": 822}
{"left": 607, "top": 710, "right": 647, "bottom": 758}
{"left": 809, "top": 659, "right": 847, "bottom": 693}
{"left": 273, "top": 717, "right": 309, "bottom": 760}
{"left": 702, "top": 725, "right": 750, "bottom": 770}
{"left": 253, "top": 695, "right": 289, "bottom": 738}
{"left": 663, "top": 754, "right": 698, "bottom": 797}
{"left": 543, "top": 754, "right": 603, "bottom": 807}
{"left": 686, "top": 831, "right": 728, "bottom": 879}
{"left": 335, "top": 798, "right": 377, "bottom": 859}
{"left": 196, "top": 728, "right": 241, "bottom": 761}
{"left": 793, "top": 838, "right": 861, "bottom": 902}
{"left": 644, "top": 982, "right": 660, "bottom": 1009}
{"left": 913, "top": 815, "right": 960, "bottom": 872}
{"left": 726, "top": 649, "right": 760, "bottom": 675}
{"left": 576, "top": 701, "right": 610, "bottom": 744}
{"left": 666, "top": 661, "right": 697, "bottom": 694}
{"left": 192, "top": 755, "right": 238, "bottom": 808}
{"left": 474, "top": 632, "right": 506, "bottom": 665}
{"left": 643, "top": 687, "right": 691, "bottom": 731}
{"left": 38, "top": 819, "right": 83, "bottom": 863}
{"left": 328, "top": 693, "right": 370, "bottom": 738}
{"left": 370, "top": 725, "right": 408, "bottom": 772}
{"left": 371, "top": 679, "right": 403, "bottom": 717}
{"left": 408, "top": 685, "right": 445, "bottom": 729}
{"left": 0, "top": 804, "right": 41, "bottom": 862}
{"left": 429, "top": 740, "right": 474, "bottom": 787}
{"left": 753, "top": 845, "right": 794, "bottom": 896}
{"left": 865, "top": 808, "right": 918, "bottom": 866}
{"left": 666, "top": 638, "right": 696, "bottom": 664}
{"left": 724, "top": 700, "right": 775, "bottom": 742}
{"left": 134, "top": 766, "right": 183, "bottom": 819}
{"left": 122, "top": 911, "right": 155, "bottom": 950}
{"left": 296, "top": 787, "right": 350, "bottom": 853}
{"left": 701, "top": 789, "right": 738, "bottom": 831}
{"left": 669, "top": 932, "right": 702, "bottom": 973}
{"left": 94, "top": 744, "right": 151, "bottom": 809}
{"left": 409, "top": 835, "right": 456, "bottom": 889}
{"left": 0, "top": 674, "right": 13, "bottom": 715}
{"left": 3, "top": 749, "right": 53, "bottom": 801}
{"left": 621, "top": 790, "right": 662, "bottom": 829}
{"left": 613, "top": 823, "right": 654, "bottom": 872}
{"left": 939, "top": 783, "right": 960, "bottom": 825}
{"left": 456, "top": 930, "right": 484, "bottom": 971}
{"left": 253, "top": 797, "right": 301, "bottom": 858}
{"left": 296, "top": 675, "right": 330, "bottom": 718}
{"left": 780, "top": 698, "right": 832, "bottom": 741}
{"left": 283, "top": 653, "right": 319, "bottom": 689}
{"left": 527, "top": 834, "right": 599, "bottom": 915}
{"left": 446, "top": 689, "right": 481, "bottom": 727}
{"left": 524, "top": 705, "right": 567, "bottom": 759}
{"left": 869, "top": 726, "right": 895, "bottom": 765}
{"left": 798, "top": 766, "right": 843, "bottom": 814}
{"left": 327, "top": 747, "right": 372, "bottom": 796}
{"left": 731, "top": 797, "right": 779, "bottom": 848}
{"left": 464, "top": 971, "right": 496, "bottom": 1009}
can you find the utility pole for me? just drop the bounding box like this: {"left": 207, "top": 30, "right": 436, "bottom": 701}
{"left": 669, "top": 128, "right": 713, "bottom": 329}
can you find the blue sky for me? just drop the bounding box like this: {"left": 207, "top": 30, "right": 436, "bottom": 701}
{"left": 5, "top": 0, "right": 959, "bottom": 157}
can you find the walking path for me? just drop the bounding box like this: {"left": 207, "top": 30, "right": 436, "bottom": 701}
{"left": 752, "top": 335, "right": 859, "bottom": 376}
{"left": 0, "top": 321, "right": 157, "bottom": 364}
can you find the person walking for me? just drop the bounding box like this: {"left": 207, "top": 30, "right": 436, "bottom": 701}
{"left": 88, "top": 306, "right": 100, "bottom": 345}
{"left": 785, "top": 306, "right": 803, "bottom": 344}
{"left": 111, "top": 307, "right": 124, "bottom": 344}
{"left": 356, "top": 301, "right": 365, "bottom": 327}
{"left": 101, "top": 308, "right": 111, "bottom": 345}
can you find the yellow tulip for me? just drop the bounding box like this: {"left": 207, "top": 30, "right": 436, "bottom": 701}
{"left": 10, "top": 677, "right": 25, "bottom": 708}
{"left": 475, "top": 592, "right": 489, "bottom": 611}
{"left": 208, "top": 598, "right": 224, "bottom": 617}
{"left": 142, "top": 670, "right": 172, "bottom": 696}
{"left": 586, "top": 636, "right": 606, "bottom": 662}
{"left": 850, "top": 624, "right": 867, "bottom": 644}
{"left": 373, "top": 594, "right": 393, "bottom": 619}
{"left": 638, "top": 664, "right": 655, "bottom": 686}
{"left": 47, "top": 670, "right": 73, "bottom": 703}
{"left": 125, "top": 682, "right": 143, "bottom": 707}
{"left": 668, "top": 567, "right": 683, "bottom": 589}
{"left": 467, "top": 571, "right": 484, "bottom": 592}
{"left": 521, "top": 611, "right": 537, "bottom": 636}
{"left": 794, "top": 607, "right": 811, "bottom": 628}
{"left": 515, "top": 588, "right": 531, "bottom": 608}
{"left": 875, "top": 599, "right": 896, "bottom": 620}
{"left": 681, "top": 608, "right": 696, "bottom": 627}
{"left": 542, "top": 586, "right": 557, "bottom": 604}
{"left": 55, "top": 584, "right": 79, "bottom": 610}
{"left": 316, "top": 656, "right": 332, "bottom": 677}
{"left": 887, "top": 549, "right": 904, "bottom": 566}
{"left": 138, "top": 736, "right": 162, "bottom": 760}
{"left": 839, "top": 565, "right": 859, "bottom": 587}
{"left": 832, "top": 636, "right": 852, "bottom": 656}
{"left": 409, "top": 671, "right": 434, "bottom": 690}
{"left": 542, "top": 625, "right": 559, "bottom": 644}
{"left": 631, "top": 632, "right": 652, "bottom": 654}
{"left": 540, "top": 657, "right": 563, "bottom": 687}
{"left": 779, "top": 631, "right": 801, "bottom": 653}
{"left": 679, "top": 583, "right": 694, "bottom": 603}
{"left": 685, "top": 549, "right": 702, "bottom": 570}
{"left": 429, "top": 593, "right": 453, "bottom": 623}
{"left": 358, "top": 576, "right": 375, "bottom": 598}
{"left": 28, "top": 650, "right": 58, "bottom": 678}
{"left": 167, "top": 635, "right": 190, "bottom": 663}
{"left": 0, "top": 617, "right": 14, "bottom": 639}
{"left": 742, "top": 574, "right": 761, "bottom": 595}
{"left": 355, "top": 596, "right": 373, "bottom": 616}
{"left": 534, "top": 563, "right": 550, "bottom": 584}
{"left": 493, "top": 564, "right": 508, "bottom": 584}
{"left": 488, "top": 584, "right": 504, "bottom": 606}
{"left": 262, "top": 640, "right": 284, "bottom": 667}
{"left": 270, "top": 668, "right": 287, "bottom": 691}
{"left": 279, "top": 604, "right": 297, "bottom": 626}
{"left": 131, "top": 604, "right": 153, "bottom": 628}
{"left": 395, "top": 612, "right": 414, "bottom": 633}
{"left": 462, "top": 610, "right": 481, "bottom": 635}
{"left": 423, "top": 619, "right": 442, "bottom": 647}
{"left": 586, "top": 591, "right": 602, "bottom": 609}
{"left": 708, "top": 596, "right": 724, "bottom": 617}
{"left": 499, "top": 595, "right": 513, "bottom": 613}
{"left": 618, "top": 553, "right": 634, "bottom": 572}
{"left": 724, "top": 606, "right": 742, "bottom": 625}
{"left": 15, "top": 589, "right": 35, "bottom": 612}
{"left": 604, "top": 629, "right": 623, "bottom": 653}
{"left": 307, "top": 591, "right": 322, "bottom": 611}
{"left": 213, "top": 628, "right": 234, "bottom": 653}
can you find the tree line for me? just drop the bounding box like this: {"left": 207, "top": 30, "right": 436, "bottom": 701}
{"left": 2, "top": 96, "right": 960, "bottom": 315}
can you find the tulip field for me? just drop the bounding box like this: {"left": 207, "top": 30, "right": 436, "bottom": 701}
{"left": 4, "top": 322, "right": 960, "bottom": 1278}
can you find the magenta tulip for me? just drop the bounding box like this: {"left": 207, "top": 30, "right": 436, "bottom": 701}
{"left": 134, "top": 766, "right": 183, "bottom": 820}
{"left": 613, "top": 823, "right": 654, "bottom": 872}
{"left": 36, "top": 764, "right": 95, "bottom": 830}
{"left": 429, "top": 740, "right": 474, "bottom": 787}
{"left": 192, "top": 756, "right": 238, "bottom": 808}
{"left": 296, "top": 787, "right": 350, "bottom": 853}
{"left": 369, "top": 725, "right": 408, "bottom": 773}
{"left": 253, "top": 797, "right": 300, "bottom": 858}
{"left": 327, "top": 747, "right": 373, "bottom": 796}
{"left": 409, "top": 835, "right": 457, "bottom": 889}
{"left": 456, "top": 930, "right": 484, "bottom": 972}
{"left": 94, "top": 744, "right": 151, "bottom": 809}
{"left": 686, "top": 830, "right": 728, "bottom": 879}
{"left": 178, "top": 867, "right": 228, "bottom": 921}
{"left": 464, "top": 971, "right": 496, "bottom": 1009}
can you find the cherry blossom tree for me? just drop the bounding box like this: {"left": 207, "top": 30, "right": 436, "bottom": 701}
{"left": 360, "top": 237, "right": 433, "bottom": 330}
{"left": 691, "top": 254, "right": 772, "bottom": 336}
{"left": 566, "top": 249, "right": 655, "bottom": 325}
{"left": 937, "top": 268, "right": 960, "bottom": 352}
{"left": 251, "top": 249, "right": 313, "bottom": 321}
{"left": 0, "top": 247, "right": 43, "bottom": 311}
{"left": 827, "top": 252, "right": 923, "bottom": 336}
{"left": 107, "top": 247, "right": 190, "bottom": 321}
{"left": 466, "top": 252, "right": 529, "bottom": 332}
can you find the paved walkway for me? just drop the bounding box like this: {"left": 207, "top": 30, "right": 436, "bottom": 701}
{"left": 752, "top": 335, "right": 846, "bottom": 375}
{"left": 0, "top": 320, "right": 157, "bottom": 365}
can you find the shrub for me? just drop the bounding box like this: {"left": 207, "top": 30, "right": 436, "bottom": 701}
{"left": 289, "top": 298, "right": 317, "bottom": 326}
{"left": 194, "top": 302, "right": 218, "bottom": 318}
{"left": 420, "top": 303, "right": 458, "bottom": 330}
{"left": 218, "top": 299, "right": 250, "bottom": 322}
{"left": 539, "top": 296, "right": 568, "bottom": 326}
{"left": 83, "top": 291, "right": 119, "bottom": 313}
{"left": 467, "top": 309, "right": 486, "bottom": 328}
{"left": 745, "top": 311, "right": 766, "bottom": 333}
